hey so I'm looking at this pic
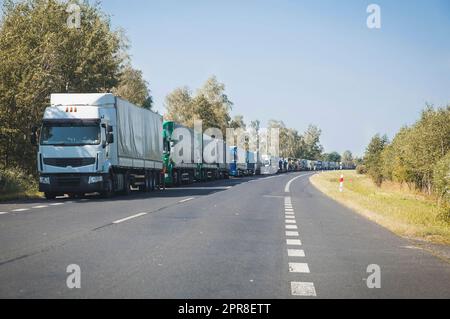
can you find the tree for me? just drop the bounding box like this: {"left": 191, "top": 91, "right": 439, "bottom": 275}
{"left": 191, "top": 94, "right": 221, "bottom": 130}
{"left": 303, "top": 125, "right": 323, "bottom": 160}
{"left": 230, "top": 115, "right": 246, "bottom": 130}
{"left": 379, "top": 106, "right": 450, "bottom": 194}
{"left": 164, "top": 76, "right": 232, "bottom": 132}
{"left": 197, "top": 76, "right": 233, "bottom": 133}
{"left": 324, "top": 152, "right": 341, "bottom": 163}
{"left": 164, "top": 87, "right": 193, "bottom": 124}
{"left": 342, "top": 150, "right": 354, "bottom": 168}
{"left": 364, "top": 134, "right": 389, "bottom": 186}
{"left": 267, "top": 120, "right": 306, "bottom": 159}
{"left": 433, "top": 152, "right": 450, "bottom": 210}
{"left": 113, "top": 65, "right": 153, "bottom": 109}
{"left": 0, "top": 0, "right": 125, "bottom": 172}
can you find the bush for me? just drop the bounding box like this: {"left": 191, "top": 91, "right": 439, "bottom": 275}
{"left": 364, "top": 134, "right": 389, "bottom": 187}
{"left": 356, "top": 165, "right": 367, "bottom": 175}
{"left": 0, "top": 167, "right": 37, "bottom": 195}
{"left": 433, "top": 152, "right": 450, "bottom": 206}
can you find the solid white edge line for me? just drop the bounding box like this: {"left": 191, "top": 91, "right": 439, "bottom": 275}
{"left": 285, "top": 174, "right": 312, "bottom": 193}
{"left": 113, "top": 212, "right": 147, "bottom": 224}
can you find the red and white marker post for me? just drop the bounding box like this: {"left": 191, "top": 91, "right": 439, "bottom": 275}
{"left": 339, "top": 174, "right": 344, "bottom": 192}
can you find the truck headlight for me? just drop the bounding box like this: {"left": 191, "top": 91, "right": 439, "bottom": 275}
{"left": 88, "top": 176, "right": 103, "bottom": 184}
{"left": 39, "top": 176, "right": 50, "bottom": 185}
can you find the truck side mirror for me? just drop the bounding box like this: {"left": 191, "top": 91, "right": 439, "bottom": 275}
{"left": 107, "top": 125, "right": 113, "bottom": 133}
{"left": 106, "top": 133, "right": 114, "bottom": 144}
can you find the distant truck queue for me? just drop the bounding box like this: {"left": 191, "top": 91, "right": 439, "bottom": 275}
{"left": 31, "top": 93, "right": 352, "bottom": 199}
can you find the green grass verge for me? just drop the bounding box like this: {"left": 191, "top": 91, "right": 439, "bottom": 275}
{"left": 0, "top": 168, "right": 41, "bottom": 202}
{"left": 0, "top": 190, "right": 41, "bottom": 202}
{"left": 310, "top": 171, "right": 450, "bottom": 245}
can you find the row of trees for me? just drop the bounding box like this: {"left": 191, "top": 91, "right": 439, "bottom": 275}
{"left": 0, "top": 0, "right": 152, "bottom": 173}
{"left": 363, "top": 106, "right": 450, "bottom": 208}
{"left": 0, "top": 0, "right": 352, "bottom": 176}
{"left": 164, "top": 78, "right": 352, "bottom": 161}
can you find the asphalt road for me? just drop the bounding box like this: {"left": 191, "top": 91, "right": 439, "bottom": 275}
{"left": 0, "top": 172, "right": 449, "bottom": 299}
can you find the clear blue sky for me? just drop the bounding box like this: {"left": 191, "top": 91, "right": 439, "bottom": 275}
{"left": 14, "top": 0, "right": 450, "bottom": 156}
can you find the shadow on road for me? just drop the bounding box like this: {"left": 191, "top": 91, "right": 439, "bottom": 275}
{"left": 0, "top": 173, "right": 298, "bottom": 206}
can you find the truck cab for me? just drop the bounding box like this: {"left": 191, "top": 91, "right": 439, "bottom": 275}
{"left": 34, "top": 94, "right": 116, "bottom": 199}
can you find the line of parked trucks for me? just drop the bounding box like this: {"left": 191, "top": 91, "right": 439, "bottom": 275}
{"left": 31, "top": 94, "right": 349, "bottom": 199}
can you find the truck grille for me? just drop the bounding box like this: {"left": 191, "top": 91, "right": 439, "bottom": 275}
{"left": 44, "top": 158, "right": 95, "bottom": 168}
{"left": 57, "top": 176, "right": 81, "bottom": 187}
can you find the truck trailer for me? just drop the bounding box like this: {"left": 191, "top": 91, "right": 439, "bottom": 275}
{"left": 162, "top": 120, "right": 229, "bottom": 186}
{"left": 33, "top": 93, "right": 163, "bottom": 199}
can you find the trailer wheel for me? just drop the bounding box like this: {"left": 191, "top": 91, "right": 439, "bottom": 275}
{"left": 123, "top": 173, "right": 131, "bottom": 195}
{"left": 175, "top": 170, "right": 181, "bottom": 187}
{"left": 144, "top": 172, "right": 151, "bottom": 192}
{"left": 150, "top": 171, "right": 156, "bottom": 191}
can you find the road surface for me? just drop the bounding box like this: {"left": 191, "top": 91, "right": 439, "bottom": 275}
{"left": 0, "top": 172, "right": 449, "bottom": 298}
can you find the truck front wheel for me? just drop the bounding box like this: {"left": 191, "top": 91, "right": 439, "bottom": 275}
{"left": 44, "top": 192, "right": 56, "bottom": 200}
{"left": 101, "top": 176, "right": 114, "bottom": 198}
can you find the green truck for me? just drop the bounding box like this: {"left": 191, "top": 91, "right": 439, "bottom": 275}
{"left": 162, "top": 121, "right": 229, "bottom": 186}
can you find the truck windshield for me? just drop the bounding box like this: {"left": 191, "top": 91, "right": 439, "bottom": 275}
{"left": 40, "top": 123, "right": 100, "bottom": 146}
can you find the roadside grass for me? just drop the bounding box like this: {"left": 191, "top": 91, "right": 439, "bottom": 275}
{"left": 310, "top": 171, "right": 450, "bottom": 245}
{"left": 0, "top": 168, "right": 41, "bottom": 202}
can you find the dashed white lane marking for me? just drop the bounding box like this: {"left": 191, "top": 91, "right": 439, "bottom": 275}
{"left": 283, "top": 194, "right": 317, "bottom": 297}
{"left": 12, "top": 208, "right": 30, "bottom": 212}
{"left": 32, "top": 205, "right": 48, "bottom": 209}
{"left": 289, "top": 263, "right": 310, "bottom": 273}
{"left": 285, "top": 174, "right": 311, "bottom": 193}
{"left": 286, "top": 231, "right": 299, "bottom": 237}
{"left": 291, "top": 282, "right": 317, "bottom": 297}
{"left": 287, "top": 239, "right": 302, "bottom": 246}
{"left": 179, "top": 197, "right": 195, "bottom": 203}
{"left": 0, "top": 212, "right": 8, "bottom": 215}
{"left": 113, "top": 212, "right": 147, "bottom": 224}
{"left": 288, "top": 249, "right": 305, "bottom": 257}
{"left": 50, "top": 203, "right": 64, "bottom": 206}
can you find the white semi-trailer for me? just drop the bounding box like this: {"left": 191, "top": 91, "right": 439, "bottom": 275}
{"left": 260, "top": 154, "right": 279, "bottom": 175}
{"left": 32, "top": 93, "right": 163, "bottom": 199}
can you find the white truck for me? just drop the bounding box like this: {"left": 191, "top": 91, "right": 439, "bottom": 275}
{"left": 31, "top": 93, "right": 163, "bottom": 199}
{"left": 260, "top": 154, "right": 280, "bottom": 175}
